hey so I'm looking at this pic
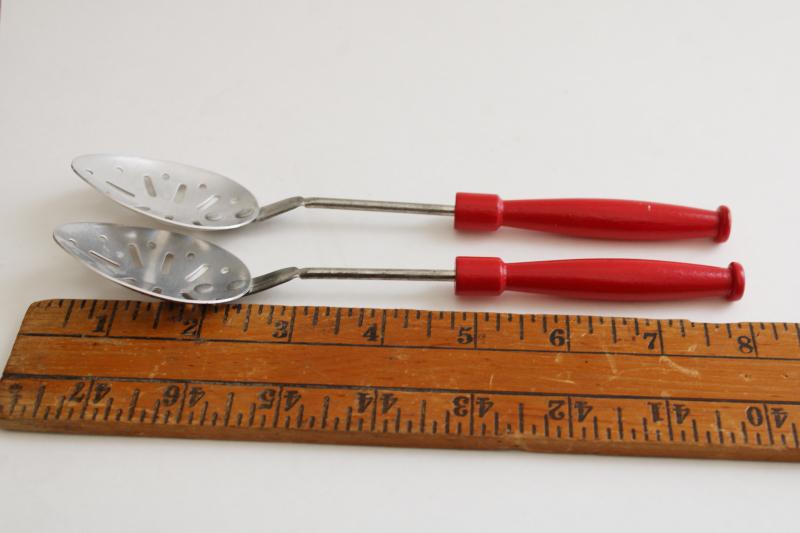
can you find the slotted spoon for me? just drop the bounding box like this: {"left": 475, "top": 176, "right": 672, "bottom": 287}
{"left": 72, "top": 155, "right": 732, "bottom": 241}
{"left": 53, "top": 223, "right": 745, "bottom": 305}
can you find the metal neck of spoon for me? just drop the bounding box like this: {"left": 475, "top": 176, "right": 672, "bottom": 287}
{"left": 250, "top": 266, "right": 455, "bottom": 294}
{"left": 256, "top": 196, "right": 454, "bottom": 222}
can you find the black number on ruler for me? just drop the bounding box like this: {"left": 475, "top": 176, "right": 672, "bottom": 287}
{"left": 549, "top": 329, "right": 566, "bottom": 347}
{"left": 380, "top": 393, "right": 398, "bottom": 414}
{"left": 362, "top": 324, "right": 378, "bottom": 342}
{"left": 673, "top": 404, "right": 690, "bottom": 424}
{"left": 182, "top": 319, "right": 199, "bottom": 336}
{"left": 258, "top": 388, "right": 276, "bottom": 409}
{"left": 162, "top": 385, "right": 181, "bottom": 407}
{"left": 737, "top": 335, "right": 754, "bottom": 354}
{"left": 457, "top": 326, "right": 474, "bottom": 345}
{"left": 356, "top": 392, "right": 373, "bottom": 414}
{"left": 68, "top": 382, "right": 86, "bottom": 402}
{"left": 284, "top": 390, "right": 301, "bottom": 411}
{"left": 9, "top": 383, "right": 22, "bottom": 399}
{"left": 187, "top": 387, "right": 205, "bottom": 407}
{"left": 574, "top": 400, "right": 593, "bottom": 422}
{"left": 746, "top": 406, "right": 763, "bottom": 426}
{"left": 648, "top": 402, "right": 664, "bottom": 422}
{"left": 452, "top": 396, "right": 469, "bottom": 416}
{"left": 272, "top": 320, "right": 289, "bottom": 338}
{"left": 476, "top": 397, "right": 493, "bottom": 417}
{"left": 642, "top": 332, "right": 659, "bottom": 350}
{"left": 771, "top": 408, "right": 789, "bottom": 428}
{"left": 93, "top": 314, "right": 108, "bottom": 333}
{"left": 548, "top": 400, "right": 565, "bottom": 420}
{"left": 92, "top": 383, "right": 111, "bottom": 403}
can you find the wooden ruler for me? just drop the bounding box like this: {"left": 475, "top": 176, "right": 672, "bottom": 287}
{"left": 2, "top": 299, "right": 800, "bottom": 461}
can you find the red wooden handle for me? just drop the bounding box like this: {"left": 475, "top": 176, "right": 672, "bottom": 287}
{"left": 454, "top": 193, "right": 731, "bottom": 242}
{"left": 454, "top": 257, "right": 744, "bottom": 301}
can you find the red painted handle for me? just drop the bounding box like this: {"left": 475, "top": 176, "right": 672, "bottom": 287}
{"left": 454, "top": 193, "right": 731, "bottom": 242}
{"left": 454, "top": 257, "right": 744, "bottom": 301}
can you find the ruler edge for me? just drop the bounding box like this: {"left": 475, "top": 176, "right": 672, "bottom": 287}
{"left": 2, "top": 414, "right": 796, "bottom": 462}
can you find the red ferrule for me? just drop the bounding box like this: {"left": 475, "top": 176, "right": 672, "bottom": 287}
{"left": 454, "top": 257, "right": 506, "bottom": 295}
{"left": 453, "top": 193, "right": 503, "bottom": 231}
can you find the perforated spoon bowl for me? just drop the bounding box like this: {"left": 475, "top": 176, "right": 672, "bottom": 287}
{"left": 54, "top": 223, "right": 745, "bottom": 304}
{"left": 72, "top": 154, "right": 732, "bottom": 241}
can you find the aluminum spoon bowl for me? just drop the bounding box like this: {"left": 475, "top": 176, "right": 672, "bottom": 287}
{"left": 72, "top": 154, "right": 453, "bottom": 231}
{"left": 71, "top": 155, "right": 262, "bottom": 230}
{"left": 54, "top": 223, "right": 254, "bottom": 303}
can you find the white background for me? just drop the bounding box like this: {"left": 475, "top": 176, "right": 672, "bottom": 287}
{"left": 1, "top": 1, "right": 799, "bottom": 531}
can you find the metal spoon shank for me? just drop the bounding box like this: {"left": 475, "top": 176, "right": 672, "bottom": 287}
{"left": 256, "top": 197, "right": 454, "bottom": 222}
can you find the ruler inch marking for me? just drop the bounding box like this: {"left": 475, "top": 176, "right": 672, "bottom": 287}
{"left": 286, "top": 307, "right": 298, "bottom": 343}
{"left": 79, "top": 380, "right": 95, "bottom": 420}
{"left": 665, "top": 400, "right": 674, "bottom": 442}
{"left": 749, "top": 323, "right": 760, "bottom": 356}
{"left": 271, "top": 386, "right": 284, "bottom": 428}
{"left": 565, "top": 315, "right": 572, "bottom": 352}
{"left": 242, "top": 305, "right": 252, "bottom": 333}
{"left": 152, "top": 303, "right": 164, "bottom": 330}
{"left": 199, "top": 401, "right": 209, "bottom": 426}
{"left": 321, "top": 396, "right": 330, "bottom": 429}
{"left": 103, "top": 397, "right": 113, "bottom": 422}
{"left": 567, "top": 396, "right": 574, "bottom": 438}
{"left": 469, "top": 393, "right": 475, "bottom": 436}
{"left": 223, "top": 392, "right": 234, "bottom": 427}
{"left": 247, "top": 403, "right": 256, "bottom": 428}
{"left": 473, "top": 313, "right": 478, "bottom": 349}
{"left": 334, "top": 308, "right": 342, "bottom": 335}
{"left": 370, "top": 388, "right": 378, "bottom": 432}
{"left": 715, "top": 410, "right": 725, "bottom": 444}
{"left": 62, "top": 300, "right": 75, "bottom": 328}
{"left": 175, "top": 383, "right": 188, "bottom": 424}
{"left": 763, "top": 402, "right": 775, "bottom": 445}
{"left": 104, "top": 301, "right": 119, "bottom": 336}
{"left": 379, "top": 310, "right": 388, "bottom": 346}
{"left": 32, "top": 384, "right": 45, "bottom": 418}
{"left": 151, "top": 399, "right": 161, "bottom": 424}
{"left": 656, "top": 320, "right": 665, "bottom": 354}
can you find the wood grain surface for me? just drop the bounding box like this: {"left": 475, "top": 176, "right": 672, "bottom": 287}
{"left": 2, "top": 299, "right": 800, "bottom": 461}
